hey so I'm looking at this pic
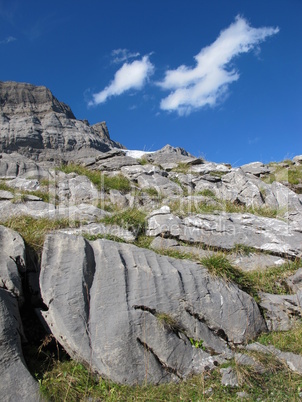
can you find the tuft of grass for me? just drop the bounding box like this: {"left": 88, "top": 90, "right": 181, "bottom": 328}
{"left": 247, "top": 259, "right": 302, "bottom": 295}
{"left": 101, "top": 208, "right": 147, "bottom": 237}
{"left": 155, "top": 312, "right": 183, "bottom": 334}
{"left": 171, "top": 162, "right": 192, "bottom": 174}
{"left": 197, "top": 189, "right": 216, "bottom": 198}
{"left": 58, "top": 163, "right": 131, "bottom": 193}
{"left": 0, "top": 216, "right": 79, "bottom": 253}
{"left": 257, "top": 321, "right": 302, "bottom": 355}
{"left": 200, "top": 253, "right": 257, "bottom": 297}
{"left": 138, "top": 157, "right": 148, "bottom": 165}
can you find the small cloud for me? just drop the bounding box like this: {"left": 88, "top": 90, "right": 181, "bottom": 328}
{"left": 158, "top": 16, "right": 279, "bottom": 115}
{"left": 111, "top": 48, "right": 140, "bottom": 64}
{"left": 0, "top": 36, "right": 16, "bottom": 45}
{"left": 89, "top": 55, "right": 154, "bottom": 106}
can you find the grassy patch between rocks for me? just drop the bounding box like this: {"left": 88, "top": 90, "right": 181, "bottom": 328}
{"left": 0, "top": 215, "right": 79, "bottom": 253}
{"left": 58, "top": 163, "right": 131, "bottom": 193}
{"left": 247, "top": 259, "right": 302, "bottom": 295}
{"left": 101, "top": 208, "right": 147, "bottom": 237}
{"left": 169, "top": 197, "right": 281, "bottom": 219}
{"left": 38, "top": 355, "right": 302, "bottom": 401}
{"left": 257, "top": 321, "right": 302, "bottom": 355}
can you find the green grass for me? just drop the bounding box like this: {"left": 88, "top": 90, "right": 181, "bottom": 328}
{"left": 0, "top": 180, "right": 51, "bottom": 203}
{"left": 101, "top": 208, "right": 147, "bottom": 237}
{"left": 262, "top": 164, "right": 302, "bottom": 188}
{"left": 0, "top": 215, "right": 79, "bottom": 252}
{"left": 58, "top": 163, "right": 131, "bottom": 193}
{"left": 247, "top": 259, "right": 302, "bottom": 295}
{"left": 200, "top": 253, "right": 257, "bottom": 297}
{"left": 39, "top": 355, "right": 302, "bottom": 401}
{"left": 257, "top": 321, "right": 302, "bottom": 355}
{"left": 169, "top": 197, "right": 281, "bottom": 219}
{"left": 197, "top": 189, "right": 217, "bottom": 198}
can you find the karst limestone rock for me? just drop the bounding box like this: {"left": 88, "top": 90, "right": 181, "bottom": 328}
{"left": 39, "top": 233, "right": 266, "bottom": 385}
{"left": 0, "top": 289, "right": 43, "bottom": 402}
{"left": 0, "top": 81, "right": 123, "bottom": 161}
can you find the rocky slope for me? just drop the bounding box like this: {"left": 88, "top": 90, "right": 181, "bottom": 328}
{"left": 0, "top": 81, "right": 302, "bottom": 400}
{"left": 0, "top": 81, "right": 123, "bottom": 162}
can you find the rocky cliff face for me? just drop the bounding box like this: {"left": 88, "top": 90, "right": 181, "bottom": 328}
{"left": 0, "top": 81, "right": 302, "bottom": 399}
{"left": 0, "top": 81, "right": 123, "bottom": 161}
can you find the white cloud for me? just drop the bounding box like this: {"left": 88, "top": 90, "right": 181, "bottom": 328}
{"left": 158, "top": 16, "right": 279, "bottom": 115}
{"left": 111, "top": 48, "right": 140, "bottom": 64}
{"left": 0, "top": 36, "right": 16, "bottom": 45}
{"left": 90, "top": 55, "right": 154, "bottom": 106}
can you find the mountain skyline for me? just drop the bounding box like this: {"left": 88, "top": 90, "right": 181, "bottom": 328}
{"left": 0, "top": 0, "right": 301, "bottom": 165}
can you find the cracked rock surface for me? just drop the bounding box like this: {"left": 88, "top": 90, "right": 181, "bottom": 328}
{"left": 39, "top": 233, "right": 266, "bottom": 384}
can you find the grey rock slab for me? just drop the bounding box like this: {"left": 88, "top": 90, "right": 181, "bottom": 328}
{"left": 0, "top": 225, "right": 26, "bottom": 303}
{"left": 6, "top": 177, "right": 40, "bottom": 191}
{"left": 59, "top": 222, "right": 136, "bottom": 242}
{"left": 147, "top": 210, "right": 302, "bottom": 258}
{"left": 0, "top": 199, "right": 109, "bottom": 223}
{"left": 285, "top": 268, "right": 302, "bottom": 293}
{"left": 220, "top": 367, "right": 239, "bottom": 387}
{"left": 96, "top": 155, "right": 138, "bottom": 171}
{"left": 234, "top": 353, "right": 266, "bottom": 374}
{"left": 144, "top": 144, "right": 196, "bottom": 165}
{"left": 190, "top": 162, "right": 231, "bottom": 174}
{"left": 121, "top": 164, "right": 162, "bottom": 180}
{"left": 0, "top": 288, "right": 43, "bottom": 402}
{"left": 55, "top": 173, "right": 100, "bottom": 205}
{"left": 230, "top": 253, "right": 286, "bottom": 272}
{"left": 109, "top": 189, "right": 129, "bottom": 209}
{"left": 40, "top": 234, "right": 265, "bottom": 384}
{"left": 0, "top": 190, "right": 14, "bottom": 200}
{"left": 246, "top": 342, "right": 302, "bottom": 375}
{"left": 259, "top": 292, "right": 302, "bottom": 331}
{"left": 0, "top": 152, "right": 49, "bottom": 179}
{"left": 240, "top": 162, "right": 271, "bottom": 176}
{"left": 137, "top": 173, "right": 183, "bottom": 196}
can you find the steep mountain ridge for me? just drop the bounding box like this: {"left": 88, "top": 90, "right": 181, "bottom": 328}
{"left": 0, "top": 81, "right": 123, "bottom": 161}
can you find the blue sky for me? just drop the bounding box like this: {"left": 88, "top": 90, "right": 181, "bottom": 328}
{"left": 0, "top": 0, "right": 301, "bottom": 165}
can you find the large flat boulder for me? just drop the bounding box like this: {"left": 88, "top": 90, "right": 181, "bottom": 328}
{"left": 147, "top": 208, "right": 302, "bottom": 258}
{"left": 39, "top": 233, "right": 266, "bottom": 385}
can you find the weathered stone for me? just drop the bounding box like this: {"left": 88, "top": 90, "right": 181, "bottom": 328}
{"left": 0, "top": 289, "right": 43, "bottom": 401}
{"left": 235, "top": 353, "right": 266, "bottom": 374}
{"left": 0, "top": 81, "right": 122, "bottom": 161}
{"left": 39, "top": 234, "right": 265, "bottom": 384}
{"left": 293, "top": 155, "right": 302, "bottom": 165}
{"left": 240, "top": 162, "right": 271, "bottom": 176}
{"left": 121, "top": 164, "right": 162, "bottom": 180}
{"left": 220, "top": 367, "right": 239, "bottom": 387}
{"left": 59, "top": 222, "right": 136, "bottom": 242}
{"left": 231, "top": 253, "right": 286, "bottom": 272}
{"left": 96, "top": 155, "right": 139, "bottom": 171}
{"left": 246, "top": 342, "right": 302, "bottom": 375}
{"left": 109, "top": 190, "right": 129, "bottom": 209}
{"left": 0, "top": 200, "right": 109, "bottom": 223}
{"left": 259, "top": 292, "right": 302, "bottom": 331}
{"left": 55, "top": 173, "right": 100, "bottom": 206}
{"left": 144, "top": 144, "right": 196, "bottom": 165}
{"left": 137, "top": 173, "right": 183, "bottom": 197}
{"left": 0, "top": 152, "right": 49, "bottom": 179}
{"left": 147, "top": 210, "right": 302, "bottom": 258}
{"left": 0, "top": 190, "right": 14, "bottom": 200}
{"left": 0, "top": 225, "right": 26, "bottom": 304}
{"left": 285, "top": 268, "right": 302, "bottom": 293}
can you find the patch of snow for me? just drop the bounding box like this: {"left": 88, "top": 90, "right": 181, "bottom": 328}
{"left": 124, "top": 150, "right": 155, "bottom": 159}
